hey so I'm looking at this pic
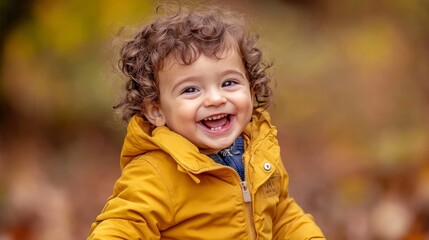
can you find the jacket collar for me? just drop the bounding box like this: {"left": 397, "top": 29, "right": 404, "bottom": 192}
{"left": 120, "top": 108, "right": 279, "bottom": 177}
{"left": 120, "top": 116, "right": 214, "bottom": 171}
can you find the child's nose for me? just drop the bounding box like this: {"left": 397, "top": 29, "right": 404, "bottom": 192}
{"left": 204, "top": 89, "right": 227, "bottom": 107}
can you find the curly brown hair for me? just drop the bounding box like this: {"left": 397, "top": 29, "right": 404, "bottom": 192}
{"left": 115, "top": 5, "right": 272, "bottom": 123}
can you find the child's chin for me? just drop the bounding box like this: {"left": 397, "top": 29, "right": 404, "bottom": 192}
{"left": 199, "top": 145, "right": 229, "bottom": 155}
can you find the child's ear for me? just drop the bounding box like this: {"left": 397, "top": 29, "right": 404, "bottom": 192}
{"left": 251, "top": 88, "right": 257, "bottom": 105}
{"left": 143, "top": 102, "right": 166, "bottom": 127}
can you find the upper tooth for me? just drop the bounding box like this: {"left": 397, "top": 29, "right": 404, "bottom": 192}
{"left": 205, "top": 114, "right": 225, "bottom": 121}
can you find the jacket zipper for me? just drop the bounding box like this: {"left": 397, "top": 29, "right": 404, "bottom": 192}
{"left": 240, "top": 181, "right": 256, "bottom": 240}
{"left": 242, "top": 146, "right": 257, "bottom": 240}
{"left": 191, "top": 165, "right": 257, "bottom": 239}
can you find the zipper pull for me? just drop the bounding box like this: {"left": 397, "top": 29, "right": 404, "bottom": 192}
{"left": 240, "top": 181, "right": 252, "bottom": 203}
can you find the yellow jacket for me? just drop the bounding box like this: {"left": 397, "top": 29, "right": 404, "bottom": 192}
{"left": 88, "top": 110, "right": 325, "bottom": 239}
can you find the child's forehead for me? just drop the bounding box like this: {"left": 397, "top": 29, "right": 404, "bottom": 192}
{"left": 159, "top": 40, "right": 241, "bottom": 71}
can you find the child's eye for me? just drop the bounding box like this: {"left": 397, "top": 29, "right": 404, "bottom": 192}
{"left": 222, "top": 80, "right": 238, "bottom": 87}
{"left": 181, "top": 87, "right": 198, "bottom": 94}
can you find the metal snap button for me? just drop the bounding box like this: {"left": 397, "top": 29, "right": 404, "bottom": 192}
{"left": 263, "top": 162, "right": 271, "bottom": 171}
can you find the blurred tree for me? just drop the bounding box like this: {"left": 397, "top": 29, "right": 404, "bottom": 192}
{"left": 0, "top": 0, "right": 34, "bottom": 126}
{"left": 0, "top": 0, "right": 34, "bottom": 57}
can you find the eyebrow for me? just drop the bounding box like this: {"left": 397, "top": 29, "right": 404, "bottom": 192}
{"left": 222, "top": 69, "right": 246, "bottom": 79}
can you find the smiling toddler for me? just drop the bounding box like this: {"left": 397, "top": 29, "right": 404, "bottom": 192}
{"left": 88, "top": 4, "right": 325, "bottom": 240}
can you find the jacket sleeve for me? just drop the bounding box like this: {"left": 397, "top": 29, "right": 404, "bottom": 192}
{"left": 272, "top": 160, "right": 326, "bottom": 240}
{"left": 87, "top": 156, "right": 174, "bottom": 240}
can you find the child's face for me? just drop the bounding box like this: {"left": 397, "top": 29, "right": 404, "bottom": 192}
{"left": 146, "top": 48, "right": 253, "bottom": 154}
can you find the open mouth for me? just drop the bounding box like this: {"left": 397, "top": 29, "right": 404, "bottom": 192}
{"left": 200, "top": 114, "right": 232, "bottom": 131}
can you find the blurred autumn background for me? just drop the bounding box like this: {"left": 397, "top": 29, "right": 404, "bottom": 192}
{"left": 1, "top": 0, "right": 428, "bottom": 239}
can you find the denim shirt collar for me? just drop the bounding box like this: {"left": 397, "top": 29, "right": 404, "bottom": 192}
{"left": 208, "top": 135, "right": 245, "bottom": 180}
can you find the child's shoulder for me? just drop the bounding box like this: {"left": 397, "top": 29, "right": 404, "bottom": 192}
{"left": 124, "top": 150, "right": 176, "bottom": 171}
